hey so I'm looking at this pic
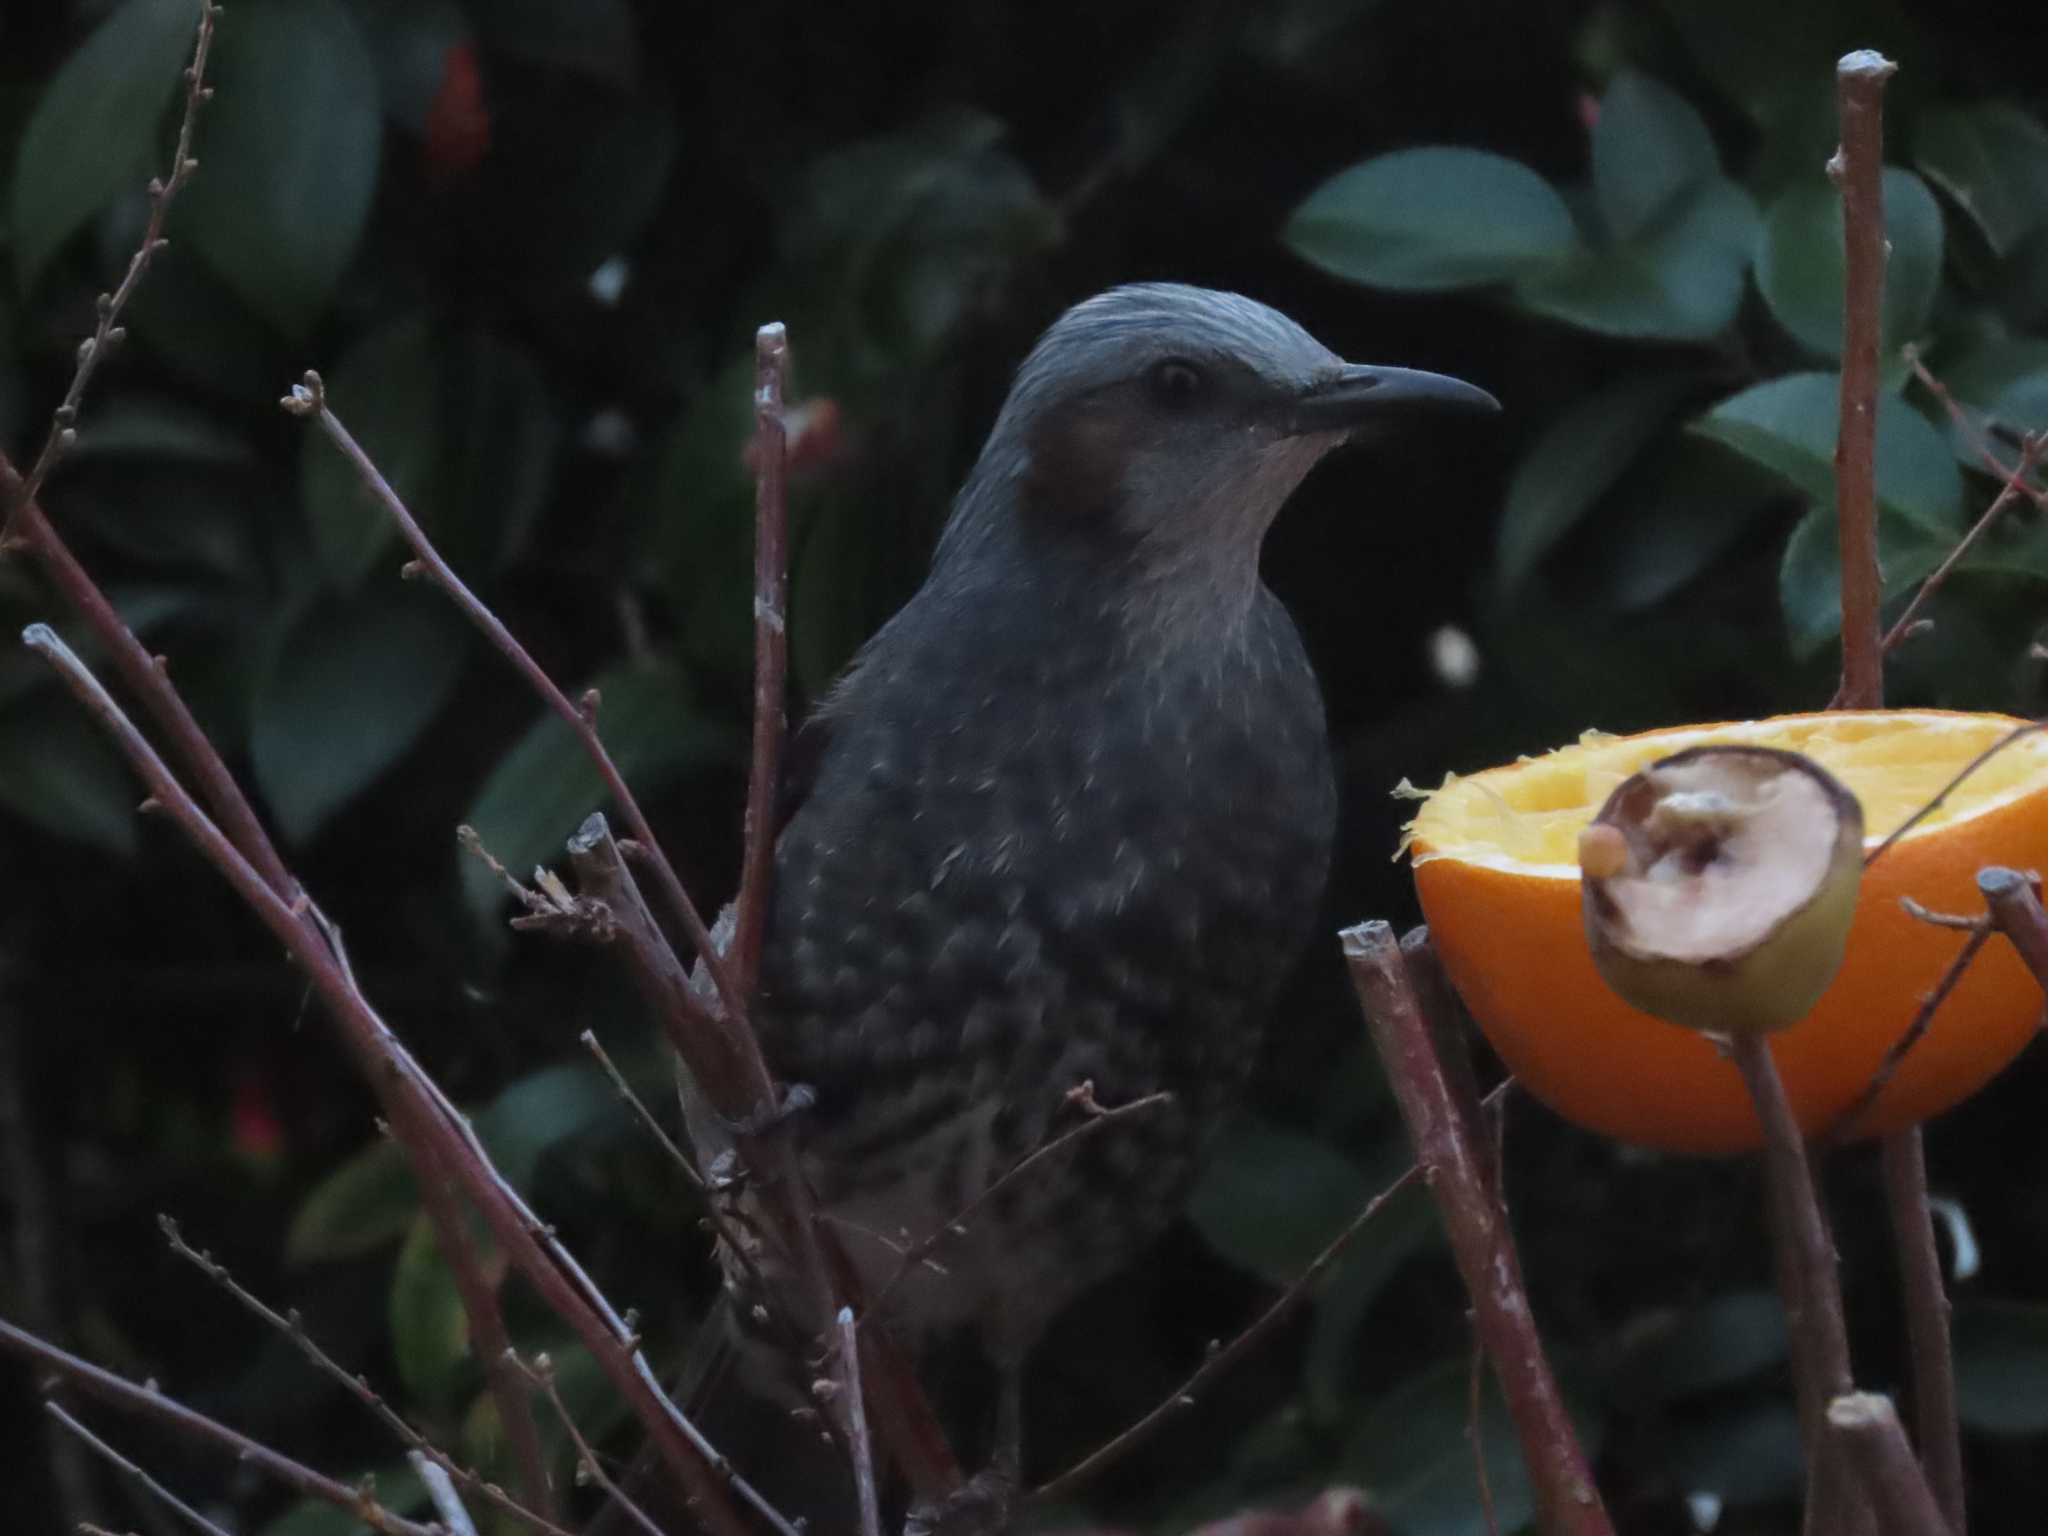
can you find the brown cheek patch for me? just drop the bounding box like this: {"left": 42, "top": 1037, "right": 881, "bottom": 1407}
{"left": 1022, "top": 398, "right": 1136, "bottom": 533}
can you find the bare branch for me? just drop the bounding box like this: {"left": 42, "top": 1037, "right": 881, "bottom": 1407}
{"left": 871, "top": 1083, "right": 1172, "bottom": 1317}
{"left": 159, "top": 1216, "right": 572, "bottom": 1536}
{"left": 1825, "top": 921, "right": 1994, "bottom": 1145}
{"left": 838, "top": 1307, "right": 884, "bottom": 1536}
{"left": 411, "top": 1453, "right": 482, "bottom": 1536}
{"left": 1728, "top": 1032, "right": 1870, "bottom": 1534}
{"left": 20, "top": 625, "right": 790, "bottom": 1536}
{"left": 1881, "top": 1132, "right": 1967, "bottom": 1535}
{"left": 734, "top": 322, "right": 793, "bottom": 1003}
{"left": 1828, "top": 1394, "right": 1956, "bottom": 1536}
{"left": 1342, "top": 923, "right": 1610, "bottom": 1536}
{"left": 1826, "top": 48, "right": 1896, "bottom": 712}
{"left": 47, "top": 1403, "right": 235, "bottom": 1536}
{"left": 0, "top": 1316, "right": 434, "bottom": 1535}
{"left": 516, "top": 1353, "right": 667, "bottom": 1536}
{"left": 1031, "top": 1087, "right": 1507, "bottom": 1504}
{"left": 282, "top": 375, "right": 749, "bottom": 1048}
{"left": 1979, "top": 866, "right": 2048, "bottom": 996}
{"left": 2, "top": 4, "right": 218, "bottom": 535}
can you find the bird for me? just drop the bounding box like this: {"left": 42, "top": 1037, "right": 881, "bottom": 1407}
{"left": 706, "top": 282, "right": 1496, "bottom": 1526}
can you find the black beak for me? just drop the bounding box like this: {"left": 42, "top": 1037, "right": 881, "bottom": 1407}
{"left": 1284, "top": 363, "right": 1501, "bottom": 437}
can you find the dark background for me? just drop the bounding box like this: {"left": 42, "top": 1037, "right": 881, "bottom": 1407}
{"left": 4, "top": 0, "right": 2048, "bottom": 1532}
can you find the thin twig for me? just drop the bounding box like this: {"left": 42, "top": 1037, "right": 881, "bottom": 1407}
{"left": 1824, "top": 922, "right": 1994, "bottom": 1144}
{"left": 1729, "top": 1032, "right": 1869, "bottom": 1536}
{"left": 1826, "top": 49, "right": 1895, "bottom": 712}
{"left": 1882, "top": 1132, "right": 1966, "bottom": 1535}
{"left": 46, "top": 1403, "right": 235, "bottom": 1536}
{"left": 1979, "top": 866, "right": 2048, "bottom": 996}
{"left": 1909, "top": 348, "right": 2048, "bottom": 509}
{"left": 281, "top": 376, "right": 748, "bottom": 1050}
{"left": 21, "top": 625, "right": 789, "bottom": 1536}
{"left": 579, "top": 1029, "right": 708, "bottom": 1193}
{"left": 0, "top": 1316, "right": 434, "bottom": 1535}
{"left": 1342, "top": 923, "right": 1610, "bottom": 1536}
{"left": 158, "top": 1216, "right": 574, "bottom": 1536}
{"left": 733, "top": 322, "right": 792, "bottom": 1003}
{"left": 1875, "top": 435, "right": 2046, "bottom": 664}
{"left": 838, "top": 1307, "right": 884, "bottom": 1536}
{"left": 870, "top": 1085, "right": 1173, "bottom": 1317}
{"left": 1032, "top": 1148, "right": 1428, "bottom": 1505}
{"left": 515, "top": 1353, "right": 667, "bottom": 1536}
{"left": 411, "top": 1454, "right": 481, "bottom": 1536}
{"left": 1863, "top": 723, "right": 2047, "bottom": 872}
{"left": 2, "top": 4, "right": 217, "bottom": 535}
{"left": 1827, "top": 1394, "right": 1956, "bottom": 1536}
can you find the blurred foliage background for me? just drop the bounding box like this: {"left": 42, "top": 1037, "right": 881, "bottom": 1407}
{"left": 4, "top": 0, "right": 2048, "bottom": 1532}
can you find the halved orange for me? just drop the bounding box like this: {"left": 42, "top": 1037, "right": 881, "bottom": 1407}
{"left": 1405, "top": 711, "right": 2048, "bottom": 1155}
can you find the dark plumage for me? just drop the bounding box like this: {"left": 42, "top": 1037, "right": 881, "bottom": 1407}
{"left": 737, "top": 283, "right": 1494, "bottom": 1499}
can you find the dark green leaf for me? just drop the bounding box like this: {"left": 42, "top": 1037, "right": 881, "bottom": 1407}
{"left": 178, "top": 0, "right": 382, "bottom": 336}
{"left": 286, "top": 1136, "right": 416, "bottom": 1263}
{"left": 352, "top": 0, "right": 470, "bottom": 132}
{"left": 1913, "top": 103, "right": 2048, "bottom": 256}
{"left": 1666, "top": 1400, "right": 1804, "bottom": 1508}
{"left": 459, "top": 660, "right": 729, "bottom": 931}
{"left": 1187, "top": 1116, "right": 1372, "bottom": 1285}
{"left": 471, "top": 1063, "right": 618, "bottom": 1187}
{"left": 1514, "top": 177, "right": 1757, "bottom": 341}
{"left": 1285, "top": 148, "right": 1579, "bottom": 292}
{"left": 475, "top": 0, "right": 637, "bottom": 85}
{"left": 1596, "top": 440, "right": 1783, "bottom": 610}
{"left": 1614, "top": 1291, "right": 1788, "bottom": 1403}
{"left": 1592, "top": 71, "right": 1719, "bottom": 239}
{"left": 444, "top": 329, "right": 562, "bottom": 573}
{"left": 72, "top": 394, "right": 251, "bottom": 465}
{"left": 70, "top": 465, "right": 260, "bottom": 580}
{"left": 122, "top": 236, "right": 285, "bottom": 397}
{"left": 1937, "top": 338, "right": 2048, "bottom": 453}
{"left": 1755, "top": 170, "right": 1945, "bottom": 372}
{"left": 389, "top": 1212, "right": 475, "bottom": 1407}
{"left": 1304, "top": 1136, "right": 1439, "bottom": 1414}
{"left": 1343, "top": 1357, "right": 1600, "bottom": 1536}
{"left": 302, "top": 313, "right": 442, "bottom": 588}
{"left": 1778, "top": 501, "right": 1945, "bottom": 656}
{"left": 9, "top": 0, "right": 199, "bottom": 291}
{"left": 1496, "top": 376, "right": 1696, "bottom": 593}
{"left": 639, "top": 355, "right": 758, "bottom": 674}
{"left": 1694, "top": 372, "right": 1962, "bottom": 535}
{"left": 1956, "top": 1299, "right": 2048, "bottom": 1435}
{"left": 485, "top": 86, "right": 676, "bottom": 282}
{"left": 259, "top": 1462, "right": 427, "bottom": 1536}
{"left": 0, "top": 689, "right": 141, "bottom": 854}
{"left": 250, "top": 589, "right": 470, "bottom": 844}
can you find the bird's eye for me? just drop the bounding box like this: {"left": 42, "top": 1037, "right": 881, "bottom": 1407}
{"left": 1148, "top": 358, "right": 1206, "bottom": 409}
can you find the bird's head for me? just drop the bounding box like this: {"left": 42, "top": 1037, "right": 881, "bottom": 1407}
{"left": 935, "top": 283, "right": 1498, "bottom": 606}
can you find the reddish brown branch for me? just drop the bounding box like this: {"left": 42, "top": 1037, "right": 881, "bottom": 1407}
{"left": 1032, "top": 1143, "right": 1434, "bottom": 1506}
{"left": 283, "top": 376, "right": 749, "bottom": 1051}
{"left": 1979, "top": 866, "right": 2048, "bottom": 994}
{"left": 47, "top": 1402, "right": 237, "bottom": 1536}
{"left": 2, "top": 4, "right": 217, "bottom": 533}
{"left": 0, "top": 1315, "right": 434, "bottom": 1536}
{"left": 159, "top": 1216, "right": 570, "bottom": 1536}
{"left": 733, "top": 322, "right": 792, "bottom": 1003}
{"left": 1826, "top": 922, "right": 1993, "bottom": 1144}
{"left": 21, "top": 624, "right": 788, "bottom": 1536}
{"left": 515, "top": 1352, "right": 667, "bottom": 1536}
{"left": 1828, "top": 1393, "right": 1956, "bottom": 1536}
{"left": 1881, "top": 1132, "right": 1966, "bottom": 1535}
{"left": 1729, "top": 1032, "right": 1869, "bottom": 1535}
{"left": 1826, "top": 49, "right": 1895, "bottom": 712}
{"left": 1909, "top": 349, "right": 2048, "bottom": 510}
{"left": 1342, "top": 922, "right": 1611, "bottom": 1536}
